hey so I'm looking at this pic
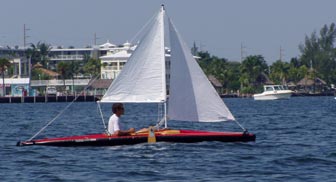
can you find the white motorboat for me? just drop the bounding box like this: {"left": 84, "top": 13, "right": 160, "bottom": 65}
{"left": 253, "top": 85, "right": 293, "bottom": 100}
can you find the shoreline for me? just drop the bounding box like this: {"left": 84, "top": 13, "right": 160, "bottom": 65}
{"left": 1, "top": 93, "right": 334, "bottom": 103}
{"left": 0, "top": 95, "right": 100, "bottom": 103}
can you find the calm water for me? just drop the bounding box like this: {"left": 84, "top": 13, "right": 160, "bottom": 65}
{"left": 1, "top": 97, "right": 336, "bottom": 181}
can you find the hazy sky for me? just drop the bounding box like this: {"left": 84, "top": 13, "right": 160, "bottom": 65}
{"left": 1, "top": 0, "right": 335, "bottom": 63}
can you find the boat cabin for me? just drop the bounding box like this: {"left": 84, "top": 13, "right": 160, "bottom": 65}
{"left": 264, "top": 85, "right": 288, "bottom": 91}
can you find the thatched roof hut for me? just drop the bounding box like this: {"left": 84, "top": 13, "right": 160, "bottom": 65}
{"left": 297, "top": 77, "right": 326, "bottom": 86}
{"left": 89, "top": 79, "right": 113, "bottom": 89}
{"left": 208, "top": 75, "right": 222, "bottom": 88}
{"left": 296, "top": 77, "right": 328, "bottom": 93}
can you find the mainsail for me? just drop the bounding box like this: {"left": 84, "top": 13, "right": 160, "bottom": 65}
{"left": 167, "top": 19, "right": 235, "bottom": 122}
{"left": 100, "top": 7, "right": 166, "bottom": 103}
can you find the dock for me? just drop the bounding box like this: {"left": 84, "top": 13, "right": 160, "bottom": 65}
{"left": 0, "top": 95, "right": 100, "bottom": 103}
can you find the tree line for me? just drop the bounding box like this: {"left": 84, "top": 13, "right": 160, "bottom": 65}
{"left": 198, "top": 23, "right": 336, "bottom": 94}
{"left": 1, "top": 23, "right": 336, "bottom": 95}
{"left": 24, "top": 42, "right": 101, "bottom": 81}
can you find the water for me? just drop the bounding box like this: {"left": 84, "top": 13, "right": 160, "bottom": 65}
{"left": 1, "top": 97, "right": 336, "bottom": 181}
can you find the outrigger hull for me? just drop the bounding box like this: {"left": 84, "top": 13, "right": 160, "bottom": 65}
{"left": 17, "top": 129, "right": 256, "bottom": 147}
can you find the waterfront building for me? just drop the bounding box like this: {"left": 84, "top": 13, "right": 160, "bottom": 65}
{"left": 99, "top": 42, "right": 135, "bottom": 79}
{"left": 48, "top": 40, "right": 129, "bottom": 70}
{"left": 0, "top": 41, "right": 133, "bottom": 96}
{"left": 0, "top": 78, "right": 30, "bottom": 96}
{"left": 0, "top": 41, "right": 201, "bottom": 96}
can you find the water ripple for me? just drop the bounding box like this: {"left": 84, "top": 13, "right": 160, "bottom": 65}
{"left": 1, "top": 97, "right": 336, "bottom": 181}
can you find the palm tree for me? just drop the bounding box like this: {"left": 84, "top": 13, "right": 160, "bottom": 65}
{"left": 57, "top": 62, "right": 70, "bottom": 92}
{"left": 69, "top": 60, "right": 82, "bottom": 95}
{"left": 37, "top": 42, "right": 51, "bottom": 69}
{"left": 83, "top": 58, "right": 101, "bottom": 78}
{"left": 0, "top": 58, "right": 11, "bottom": 96}
{"left": 269, "top": 60, "right": 290, "bottom": 85}
{"left": 25, "top": 43, "right": 40, "bottom": 65}
{"left": 240, "top": 55, "right": 268, "bottom": 93}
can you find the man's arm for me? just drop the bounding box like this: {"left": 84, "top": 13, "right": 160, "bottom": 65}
{"left": 115, "top": 128, "right": 135, "bottom": 136}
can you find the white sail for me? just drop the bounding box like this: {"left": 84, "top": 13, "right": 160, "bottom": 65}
{"left": 100, "top": 8, "right": 166, "bottom": 103}
{"left": 167, "top": 19, "right": 235, "bottom": 122}
{"left": 100, "top": 5, "right": 235, "bottom": 122}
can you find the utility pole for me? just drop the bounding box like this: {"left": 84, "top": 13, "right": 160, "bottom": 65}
{"left": 23, "top": 24, "right": 31, "bottom": 95}
{"left": 94, "top": 32, "right": 97, "bottom": 45}
{"left": 94, "top": 32, "right": 100, "bottom": 46}
{"left": 279, "top": 46, "right": 283, "bottom": 61}
{"left": 23, "top": 24, "right": 30, "bottom": 48}
{"left": 240, "top": 42, "right": 246, "bottom": 62}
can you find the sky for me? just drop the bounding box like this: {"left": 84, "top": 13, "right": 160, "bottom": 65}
{"left": 0, "top": 0, "right": 335, "bottom": 63}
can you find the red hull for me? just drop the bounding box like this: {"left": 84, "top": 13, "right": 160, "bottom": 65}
{"left": 17, "top": 129, "right": 256, "bottom": 147}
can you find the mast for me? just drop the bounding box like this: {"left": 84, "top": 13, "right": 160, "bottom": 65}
{"left": 160, "top": 4, "right": 168, "bottom": 128}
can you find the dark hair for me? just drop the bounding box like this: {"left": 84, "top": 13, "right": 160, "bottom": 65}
{"left": 112, "top": 103, "right": 124, "bottom": 113}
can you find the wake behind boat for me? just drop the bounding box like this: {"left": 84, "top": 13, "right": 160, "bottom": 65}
{"left": 253, "top": 85, "right": 293, "bottom": 100}
{"left": 18, "top": 5, "right": 255, "bottom": 147}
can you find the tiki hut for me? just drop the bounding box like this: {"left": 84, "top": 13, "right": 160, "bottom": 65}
{"left": 88, "top": 79, "right": 113, "bottom": 96}
{"left": 207, "top": 75, "right": 223, "bottom": 94}
{"left": 296, "top": 77, "right": 327, "bottom": 93}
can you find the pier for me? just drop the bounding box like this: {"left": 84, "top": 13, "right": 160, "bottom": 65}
{"left": 0, "top": 95, "right": 100, "bottom": 103}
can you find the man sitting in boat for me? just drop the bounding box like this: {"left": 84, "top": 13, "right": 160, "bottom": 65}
{"left": 108, "top": 103, "right": 135, "bottom": 136}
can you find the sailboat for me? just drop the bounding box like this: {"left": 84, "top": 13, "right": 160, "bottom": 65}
{"left": 18, "top": 5, "right": 255, "bottom": 147}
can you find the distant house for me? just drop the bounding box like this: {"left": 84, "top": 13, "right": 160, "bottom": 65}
{"left": 207, "top": 75, "right": 223, "bottom": 94}
{"left": 296, "top": 77, "right": 327, "bottom": 93}
{"left": 87, "top": 79, "right": 113, "bottom": 96}
{"left": 33, "top": 63, "right": 60, "bottom": 79}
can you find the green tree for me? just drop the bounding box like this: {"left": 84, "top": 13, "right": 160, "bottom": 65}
{"left": 287, "top": 58, "right": 305, "bottom": 84}
{"left": 83, "top": 58, "right": 101, "bottom": 78}
{"left": 225, "top": 61, "right": 241, "bottom": 92}
{"left": 37, "top": 42, "right": 51, "bottom": 69}
{"left": 69, "top": 60, "right": 82, "bottom": 94}
{"left": 299, "top": 23, "right": 336, "bottom": 84}
{"left": 240, "top": 55, "right": 268, "bottom": 93}
{"left": 25, "top": 43, "right": 40, "bottom": 65}
{"left": 198, "top": 51, "right": 213, "bottom": 75}
{"left": 197, "top": 51, "right": 241, "bottom": 93}
{"left": 57, "top": 62, "right": 70, "bottom": 89}
{"left": 269, "top": 60, "right": 290, "bottom": 84}
{"left": 25, "top": 42, "right": 51, "bottom": 69}
{"left": 0, "top": 58, "right": 11, "bottom": 96}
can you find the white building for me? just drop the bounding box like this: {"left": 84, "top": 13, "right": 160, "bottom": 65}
{"left": 48, "top": 40, "right": 131, "bottom": 70}
{"left": 99, "top": 42, "right": 135, "bottom": 79}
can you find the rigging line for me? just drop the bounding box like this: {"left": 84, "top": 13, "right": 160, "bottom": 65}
{"left": 157, "top": 103, "right": 162, "bottom": 123}
{"left": 154, "top": 116, "right": 165, "bottom": 130}
{"left": 129, "top": 9, "right": 158, "bottom": 44}
{"left": 27, "top": 75, "right": 100, "bottom": 141}
{"left": 97, "top": 103, "right": 108, "bottom": 133}
{"left": 233, "top": 119, "right": 247, "bottom": 132}
{"left": 157, "top": 103, "right": 160, "bottom": 123}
